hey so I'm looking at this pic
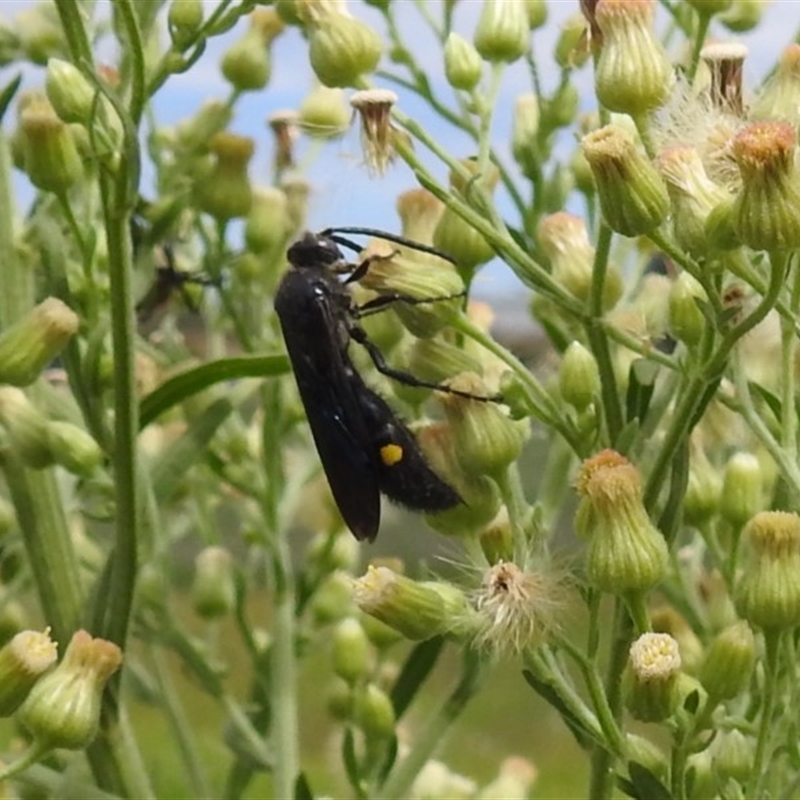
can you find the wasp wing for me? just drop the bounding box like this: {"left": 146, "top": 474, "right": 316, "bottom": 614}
{"left": 275, "top": 270, "right": 381, "bottom": 541}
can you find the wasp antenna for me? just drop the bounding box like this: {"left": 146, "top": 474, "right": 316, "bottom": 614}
{"left": 321, "top": 226, "right": 457, "bottom": 265}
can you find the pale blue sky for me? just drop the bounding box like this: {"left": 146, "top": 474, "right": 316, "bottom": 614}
{"left": 6, "top": 0, "right": 800, "bottom": 311}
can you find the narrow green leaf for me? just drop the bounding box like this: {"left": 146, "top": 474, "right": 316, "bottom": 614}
{"left": 390, "top": 636, "right": 445, "bottom": 719}
{"left": 628, "top": 761, "right": 673, "bottom": 800}
{"left": 139, "top": 354, "right": 289, "bottom": 428}
{"left": 521, "top": 669, "right": 594, "bottom": 750}
{"left": 626, "top": 359, "right": 659, "bottom": 425}
{"left": 294, "top": 773, "right": 314, "bottom": 800}
{"left": 0, "top": 74, "right": 21, "bottom": 123}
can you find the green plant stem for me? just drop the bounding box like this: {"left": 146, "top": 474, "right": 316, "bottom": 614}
{"left": 555, "top": 634, "right": 625, "bottom": 755}
{"left": 586, "top": 223, "right": 623, "bottom": 443}
{"left": 450, "top": 313, "right": 580, "bottom": 449}
{"left": 730, "top": 353, "right": 800, "bottom": 504}
{"left": 780, "top": 262, "right": 800, "bottom": 461}
{"left": 476, "top": 62, "right": 504, "bottom": 175}
{"left": 643, "top": 251, "right": 789, "bottom": 511}
{"left": 493, "top": 465, "right": 530, "bottom": 556}
{"left": 392, "top": 110, "right": 585, "bottom": 316}
{"left": 99, "top": 171, "right": 139, "bottom": 648}
{"left": 687, "top": 11, "right": 712, "bottom": 82}
{"left": 261, "top": 379, "right": 298, "bottom": 800}
{"left": 375, "top": 653, "right": 484, "bottom": 800}
{"left": 113, "top": 0, "right": 146, "bottom": 124}
{"left": 588, "top": 599, "right": 632, "bottom": 800}
{"left": 525, "top": 647, "right": 606, "bottom": 746}
{"left": 748, "top": 630, "right": 782, "bottom": 798}
{"left": 150, "top": 647, "right": 212, "bottom": 799}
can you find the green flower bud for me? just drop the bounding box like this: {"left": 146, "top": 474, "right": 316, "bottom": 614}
{"left": 576, "top": 450, "right": 668, "bottom": 593}
{"left": 19, "top": 630, "right": 122, "bottom": 750}
{"left": 406, "top": 338, "right": 484, "bottom": 392}
{"left": 624, "top": 735, "right": 669, "bottom": 785}
{"left": 704, "top": 196, "right": 741, "bottom": 251}
{"left": 751, "top": 44, "right": 800, "bottom": 125}
{"left": 359, "top": 612, "right": 404, "bottom": 650}
{"left": 720, "top": 452, "right": 762, "bottom": 529}
{"left": 46, "top": 421, "right": 102, "bottom": 476}
{"left": 541, "top": 81, "right": 579, "bottom": 130}
{"left": 479, "top": 508, "right": 515, "bottom": 564}
{"left": 650, "top": 606, "right": 703, "bottom": 675}
{"left": 594, "top": 0, "right": 674, "bottom": 115}
{"left": 559, "top": 341, "right": 601, "bottom": 412}
{"left": 306, "top": 531, "right": 360, "bottom": 575}
{"left": 657, "top": 147, "right": 731, "bottom": 258}
{"left": 298, "top": 84, "right": 350, "bottom": 137}
{"left": 191, "top": 546, "right": 237, "bottom": 619}
{"left": 194, "top": 132, "right": 254, "bottom": 221}
{"left": 524, "top": 0, "right": 548, "bottom": 29}
{"left": 18, "top": 98, "right": 82, "bottom": 193}
{"left": 245, "top": 187, "right": 289, "bottom": 255}
{"left": 444, "top": 33, "right": 482, "bottom": 91}
{"left": 511, "top": 94, "right": 540, "bottom": 180}
{"left": 432, "top": 207, "right": 495, "bottom": 279}
{"left": 0, "top": 387, "right": 54, "bottom": 469}
{"left": 683, "top": 443, "right": 721, "bottom": 526}
{"left": 417, "top": 422, "right": 503, "bottom": 534}
{"left": 332, "top": 617, "right": 371, "bottom": 683}
{"left": 731, "top": 120, "right": 800, "bottom": 251}
{"left": 623, "top": 632, "right": 682, "bottom": 722}
{"left": 177, "top": 100, "right": 233, "bottom": 155}
{"left": 686, "top": 750, "right": 716, "bottom": 800}
{"left": 396, "top": 188, "right": 445, "bottom": 244}
{"left": 581, "top": 125, "right": 669, "bottom": 237}
{"left": 15, "top": 5, "right": 65, "bottom": 66}
{"left": 354, "top": 683, "right": 395, "bottom": 739}
{"left": 554, "top": 13, "right": 589, "bottom": 69}
{"left": 713, "top": 729, "right": 753, "bottom": 785}
{"left": 441, "top": 373, "right": 527, "bottom": 478}
{"left": 0, "top": 629, "right": 58, "bottom": 716}
{"left": 0, "top": 597, "right": 27, "bottom": 647}
{"left": 221, "top": 29, "right": 270, "bottom": 92}
{"left": 327, "top": 678, "right": 354, "bottom": 721}
{"left": 275, "top": 0, "right": 303, "bottom": 26}
{"left": 685, "top": 0, "right": 732, "bottom": 16}
{"left": 477, "top": 757, "right": 538, "bottom": 800}
{"left": 45, "top": 58, "right": 97, "bottom": 126}
{"left": 310, "top": 571, "right": 355, "bottom": 626}
{"left": 736, "top": 511, "right": 800, "bottom": 630}
{"left": 698, "top": 620, "right": 755, "bottom": 701}
{"left": 308, "top": 13, "right": 382, "bottom": 88}
{"left": 473, "top": 0, "right": 528, "bottom": 63}
{"left": 357, "top": 237, "right": 464, "bottom": 339}
{"left": 537, "top": 212, "right": 622, "bottom": 309}
{"left": 168, "top": 0, "right": 203, "bottom": 47}
{"left": 720, "top": 0, "right": 765, "bottom": 31}
{"left": 352, "top": 565, "right": 465, "bottom": 641}
{"left": 250, "top": 9, "right": 285, "bottom": 46}
{"left": 0, "top": 297, "right": 78, "bottom": 387}
{"left": 668, "top": 272, "right": 706, "bottom": 348}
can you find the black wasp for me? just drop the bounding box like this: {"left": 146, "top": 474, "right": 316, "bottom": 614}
{"left": 275, "top": 227, "right": 489, "bottom": 542}
{"left": 135, "top": 243, "right": 217, "bottom": 331}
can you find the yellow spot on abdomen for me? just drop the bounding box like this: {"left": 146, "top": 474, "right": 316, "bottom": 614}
{"left": 380, "top": 443, "right": 404, "bottom": 466}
